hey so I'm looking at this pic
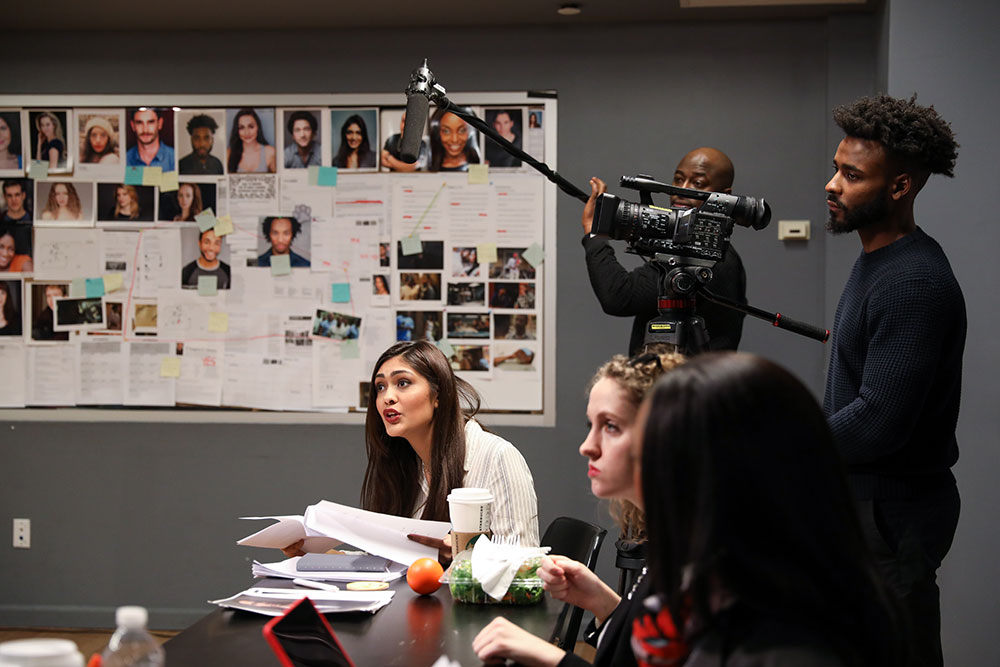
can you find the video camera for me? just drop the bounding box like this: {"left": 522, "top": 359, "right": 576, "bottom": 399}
{"left": 591, "top": 175, "right": 771, "bottom": 263}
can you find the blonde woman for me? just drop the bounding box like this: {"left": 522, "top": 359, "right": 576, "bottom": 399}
{"left": 35, "top": 112, "right": 66, "bottom": 169}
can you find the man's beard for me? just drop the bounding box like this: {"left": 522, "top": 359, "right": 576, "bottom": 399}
{"left": 826, "top": 188, "right": 890, "bottom": 234}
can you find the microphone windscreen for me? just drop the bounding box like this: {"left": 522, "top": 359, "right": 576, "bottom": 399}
{"left": 399, "top": 95, "right": 429, "bottom": 164}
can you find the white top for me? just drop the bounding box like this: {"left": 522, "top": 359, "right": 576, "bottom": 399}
{"left": 415, "top": 419, "right": 540, "bottom": 546}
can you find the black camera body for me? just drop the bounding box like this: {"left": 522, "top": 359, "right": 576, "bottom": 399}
{"left": 590, "top": 175, "right": 770, "bottom": 263}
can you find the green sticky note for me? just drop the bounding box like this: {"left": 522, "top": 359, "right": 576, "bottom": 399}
{"left": 522, "top": 242, "right": 544, "bottom": 268}
{"left": 195, "top": 208, "right": 217, "bottom": 232}
{"left": 160, "top": 170, "right": 179, "bottom": 192}
{"left": 436, "top": 339, "right": 455, "bottom": 358}
{"left": 307, "top": 166, "right": 320, "bottom": 186}
{"left": 468, "top": 164, "right": 489, "bottom": 185}
{"left": 124, "top": 166, "right": 144, "bottom": 185}
{"left": 29, "top": 160, "right": 49, "bottom": 180}
{"left": 341, "top": 338, "right": 360, "bottom": 359}
{"left": 103, "top": 273, "right": 124, "bottom": 293}
{"left": 214, "top": 215, "right": 234, "bottom": 237}
{"left": 476, "top": 243, "right": 498, "bottom": 264}
{"left": 270, "top": 253, "right": 292, "bottom": 276}
{"left": 85, "top": 277, "right": 105, "bottom": 298}
{"left": 400, "top": 234, "right": 422, "bottom": 256}
{"left": 197, "top": 275, "right": 218, "bottom": 296}
{"left": 318, "top": 166, "right": 339, "bottom": 186}
{"left": 331, "top": 282, "right": 351, "bottom": 303}
{"left": 142, "top": 166, "right": 162, "bottom": 186}
{"left": 69, "top": 278, "right": 87, "bottom": 298}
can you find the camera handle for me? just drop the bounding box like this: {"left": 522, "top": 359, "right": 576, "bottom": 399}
{"left": 699, "top": 289, "right": 830, "bottom": 343}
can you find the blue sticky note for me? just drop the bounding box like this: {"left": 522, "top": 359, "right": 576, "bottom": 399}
{"left": 307, "top": 166, "right": 320, "bottom": 186}
{"left": 124, "top": 166, "right": 144, "bottom": 185}
{"left": 270, "top": 253, "right": 292, "bottom": 276}
{"left": 69, "top": 278, "right": 87, "bottom": 298}
{"left": 341, "top": 338, "right": 360, "bottom": 359}
{"left": 436, "top": 339, "right": 455, "bottom": 358}
{"left": 195, "top": 208, "right": 217, "bottom": 232}
{"left": 331, "top": 283, "right": 351, "bottom": 303}
{"left": 522, "top": 242, "right": 545, "bottom": 268}
{"left": 28, "top": 160, "right": 49, "bottom": 180}
{"left": 400, "top": 234, "right": 422, "bottom": 256}
{"left": 197, "top": 275, "right": 218, "bottom": 296}
{"left": 318, "top": 166, "right": 339, "bottom": 187}
{"left": 85, "top": 277, "right": 105, "bottom": 298}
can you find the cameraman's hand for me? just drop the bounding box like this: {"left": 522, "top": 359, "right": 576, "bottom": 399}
{"left": 581, "top": 177, "right": 607, "bottom": 235}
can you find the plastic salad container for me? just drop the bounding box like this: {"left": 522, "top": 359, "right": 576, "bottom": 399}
{"left": 446, "top": 553, "right": 545, "bottom": 605}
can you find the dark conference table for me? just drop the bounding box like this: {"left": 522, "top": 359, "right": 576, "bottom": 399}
{"left": 164, "top": 577, "right": 565, "bottom": 666}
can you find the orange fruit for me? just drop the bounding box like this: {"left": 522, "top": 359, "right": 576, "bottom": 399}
{"left": 407, "top": 557, "right": 444, "bottom": 595}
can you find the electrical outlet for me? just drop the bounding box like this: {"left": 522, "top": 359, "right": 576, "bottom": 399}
{"left": 13, "top": 518, "right": 30, "bottom": 549}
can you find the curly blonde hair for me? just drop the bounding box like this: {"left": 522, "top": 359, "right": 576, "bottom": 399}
{"left": 588, "top": 344, "right": 685, "bottom": 541}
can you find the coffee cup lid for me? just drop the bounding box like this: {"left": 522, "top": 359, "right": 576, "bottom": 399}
{"left": 447, "top": 487, "right": 494, "bottom": 504}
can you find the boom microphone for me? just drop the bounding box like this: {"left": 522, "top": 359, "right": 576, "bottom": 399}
{"left": 400, "top": 59, "right": 441, "bottom": 164}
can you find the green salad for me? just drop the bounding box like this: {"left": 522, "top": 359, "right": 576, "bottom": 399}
{"left": 448, "top": 556, "right": 545, "bottom": 605}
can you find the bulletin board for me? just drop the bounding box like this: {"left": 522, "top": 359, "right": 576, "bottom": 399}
{"left": 0, "top": 93, "right": 558, "bottom": 426}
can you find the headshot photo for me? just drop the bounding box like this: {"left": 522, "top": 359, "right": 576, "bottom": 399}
{"left": 281, "top": 109, "right": 322, "bottom": 169}
{"left": 398, "top": 272, "right": 441, "bottom": 301}
{"left": 181, "top": 227, "right": 231, "bottom": 290}
{"left": 2, "top": 179, "right": 34, "bottom": 256}
{"left": 30, "top": 282, "right": 69, "bottom": 341}
{"left": 378, "top": 242, "right": 390, "bottom": 267}
{"left": 490, "top": 247, "right": 536, "bottom": 279}
{"left": 529, "top": 110, "right": 542, "bottom": 129}
{"left": 125, "top": 107, "right": 175, "bottom": 172}
{"left": 0, "top": 279, "right": 23, "bottom": 336}
{"left": 312, "top": 309, "right": 360, "bottom": 340}
{"left": 380, "top": 107, "right": 428, "bottom": 172}
{"left": 447, "top": 312, "right": 490, "bottom": 339}
{"left": 0, "top": 111, "right": 24, "bottom": 175}
{"left": 446, "top": 282, "right": 485, "bottom": 307}
{"left": 104, "top": 300, "right": 123, "bottom": 332}
{"left": 494, "top": 313, "right": 537, "bottom": 340}
{"left": 96, "top": 183, "right": 155, "bottom": 223}
{"left": 484, "top": 108, "right": 524, "bottom": 168}
{"left": 28, "top": 109, "right": 71, "bottom": 173}
{"left": 396, "top": 239, "right": 443, "bottom": 270}
{"left": 158, "top": 182, "right": 217, "bottom": 222}
{"left": 76, "top": 109, "right": 124, "bottom": 178}
{"left": 331, "top": 108, "right": 377, "bottom": 170}
{"left": 35, "top": 181, "right": 94, "bottom": 225}
{"left": 372, "top": 274, "right": 390, "bottom": 296}
{"left": 254, "top": 215, "right": 310, "bottom": 268}
{"left": 1, "top": 227, "right": 33, "bottom": 273}
{"left": 449, "top": 344, "right": 490, "bottom": 372}
{"left": 53, "top": 296, "right": 104, "bottom": 331}
{"left": 489, "top": 281, "right": 535, "bottom": 309}
{"left": 395, "top": 310, "right": 442, "bottom": 342}
{"left": 226, "top": 107, "right": 276, "bottom": 174}
{"left": 428, "top": 106, "right": 481, "bottom": 173}
{"left": 177, "top": 110, "right": 226, "bottom": 176}
{"left": 451, "top": 246, "right": 481, "bottom": 277}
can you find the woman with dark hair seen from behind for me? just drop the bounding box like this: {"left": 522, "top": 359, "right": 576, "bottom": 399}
{"left": 227, "top": 108, "right": 276, "bottom": 173}
{"left": 474, "top": 348, "right": 688, "bottom": 667}
{"left": 429, "top": 106, "right": 480, "bottom": 172}
{"left": 35, "top": 112, "right": 66, "bottom": 169}
{"left": 0, "top": 281, "right": 22, "bottom": 336}
{"left": 334, "top": 114, "right": 375, "bottom": 169}
{"left": 635, "top": 352, "right": 910, "bottom": 667}
{"left": 0, "top": 112, "right": 22, "bottom": 170}
{"left": 81, "top": 116, "right": 119, "bottom": 164}
{"left": 173, "top": 182, "right": 203, "bottom": 222}
{"left": 282, "top": 340, "right": 539, "bottom": 560}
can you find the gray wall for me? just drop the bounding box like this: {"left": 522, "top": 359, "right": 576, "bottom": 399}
{"left": 1, "top": 11, "right": 994, "bottom": 663}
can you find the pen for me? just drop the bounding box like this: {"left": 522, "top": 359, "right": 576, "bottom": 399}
{"left": 293, "top": 578, "right": 341, "bottom": 592}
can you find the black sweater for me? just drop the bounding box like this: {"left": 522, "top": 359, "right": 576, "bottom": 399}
{"left": 824, "top": 227, "right": 966, "bottom": 499}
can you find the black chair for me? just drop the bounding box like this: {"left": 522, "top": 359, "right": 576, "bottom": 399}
{"left": 541, "top": 516, "right": 608, "bottom": 650}
{"left": 614, "top": 538, "right": 646, "bottom": 597}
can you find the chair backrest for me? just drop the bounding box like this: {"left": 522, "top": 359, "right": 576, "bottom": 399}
{"left": 540, "top": 516, "right": 608, "bottom": 650}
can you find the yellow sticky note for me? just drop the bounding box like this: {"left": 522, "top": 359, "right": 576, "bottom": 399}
{"left": 160, "top": 357, "right": 181, "bottom": 378}
{"left": 208, "top": 312, "right": 229, "bottom": 333}
{"left": 142, "top": 166, "right": 163, "bottom": 186}
{"left": 103, "top": 273, "right": 124, "bottom": 293}
{"left": 159, "top": 170, "right": 179, "bottom": 192}
{"left": 468, "top": 164, "right": 489, "bottom": 185}
{"left": 214, "top": 215, "right": 234, "bottom": 237}
{"left": 476, "top": 243, "right": 498, "bottom": 264}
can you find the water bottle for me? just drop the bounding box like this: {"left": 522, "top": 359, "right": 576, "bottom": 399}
{"left": 101, "top": 606, "right": 164, "bottom": 667}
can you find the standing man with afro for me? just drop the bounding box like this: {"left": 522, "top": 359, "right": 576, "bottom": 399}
{"left": 824, "top": 94, "right": 965, "bottom": 667}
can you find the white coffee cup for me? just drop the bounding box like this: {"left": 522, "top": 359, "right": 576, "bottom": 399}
{"left": 0, "top": 639, "right": 84, "bottom": 667}
{"left": 447, "top": 487, "right": 494, "bottom": 558}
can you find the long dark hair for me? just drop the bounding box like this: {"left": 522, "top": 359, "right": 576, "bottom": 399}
{"left": 361, "top": 341, "right": 481, "bottom": 522}
{"left": 429, "top": 106, "right": 480, "bottom": 172}
{"left": 0, "top": 280, "right": 16, "bottom": 324}
{"left": 227, "top": 108, "right": 269, "bottom": 172}
{"left": 641, "top": 352, "right": 909, "bottom": 666}
{"left": 333, "top": 114, "right": 373, "bottom": 168}
{"left": 0, "top": 112, "right": 22, "bottom": 159}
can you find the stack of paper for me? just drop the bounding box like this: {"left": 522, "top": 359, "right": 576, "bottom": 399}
{"left": 210, "top": 586, "right": 394, "bottom": 616}
{"left": 237, "top": 515, "right": 340, "bottom": 554}
{"left": 251, "top": 557, "right": 406, "bottom": 583}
